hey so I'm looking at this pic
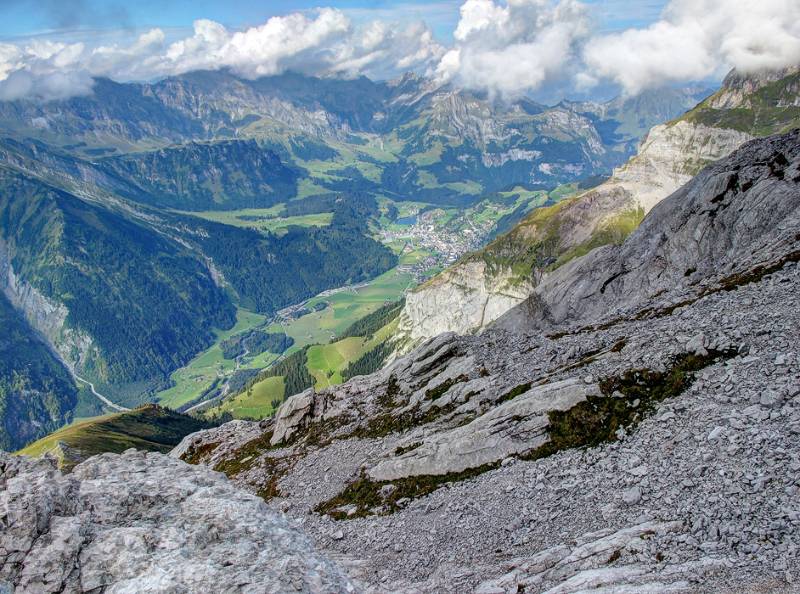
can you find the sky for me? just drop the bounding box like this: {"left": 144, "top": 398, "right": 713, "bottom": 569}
{"left": 0, "top": 0, "right": 665, "bottom": 40}
{"left": 0, "top": 0, "right": 798, "bottom": 102}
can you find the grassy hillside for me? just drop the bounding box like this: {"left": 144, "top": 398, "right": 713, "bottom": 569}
{"left": 17, "top": 404, "right": 212, "bottom": 470}
{"left": 157, "top": 309, "right": 270, "bottom": 409}
{"left": 208, "top": 305, "right": 402, "bottom": 420}
{"left": 184, "top": 193, "right": 397, "bottom": 315}
{"left": 99, "top": 139, "right": 300, "bottom": 211}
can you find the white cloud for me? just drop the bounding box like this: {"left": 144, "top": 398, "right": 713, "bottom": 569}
{"left": 583, "top": 0, "right": 800, "bottom": 95}
{"left": 0, "top": 8, "right": 443, "bottom": 101}
{"left": 0, "top": 0, "right": 798, "bottom": 101}
{"left": 330, "top": 20, "right": 444, "bottom": 77}
{"left": 436, "top": 0, "right": 590, "bottom": 97}
{"left": 156, "top": 10, "right": 351, "bottom": 78}
{"left": 0, "top": 40, "right": 93, "bottom": 101}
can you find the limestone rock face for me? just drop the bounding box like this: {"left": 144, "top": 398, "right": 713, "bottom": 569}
{"left": 607, "top": 120, "right": 753, "bottom": 212}
{"left": 394, "top": 260, "right": 532, "bottom": 349}
{"left": 271, "top": 389, "right": 323, "bottom": 445}
{"left": 171, "top": 418, "right": 264, "bottom": 466}
{"left": 0, "top": 450, "right": 354, "bottom": 594}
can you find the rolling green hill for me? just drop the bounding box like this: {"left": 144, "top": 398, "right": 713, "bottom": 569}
{"left": 182, "top": 193, "right": 397, "bottom": 315}
{"left": 17, "top": 405, "right": 212, "bottom": 470}
{"left": 98, "top": 139, "right": 300, "bottom": 211}
{"left": 206, "top": 299, "right": 404, "bottom": 420}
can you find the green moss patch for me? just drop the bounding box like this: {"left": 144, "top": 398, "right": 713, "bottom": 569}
{"left": 351, "top": 399, "right": 459, "bottom": 439}
{"left": 394, "top": 442, "right": 422, "bottom": 456}
{"left": 523, "top": 349, "right": 736, "bottom": 460}
{"left": 497, "top": 382, "right": 533, "bottom": 404}
{"left": 211, "top": 431, "right": 277, "bottom": 476}
{"left": 318, "top": 349, "right": 736, "bottom": 518}
{"left": 181, "top": 440, "right": 221, "bottom": 465}
{"left": 315, "top": 462, "right": 500, "bottom": 519}
{"left": 424, "top": 374, "right": 468, "bottom": 401}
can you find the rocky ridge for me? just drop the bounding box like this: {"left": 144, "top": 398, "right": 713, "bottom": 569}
{"left": 392, "top": 67, "right": 798, "bottom": 349}
{"left": 172, "top": 130, "right": 800, "bottom": 592}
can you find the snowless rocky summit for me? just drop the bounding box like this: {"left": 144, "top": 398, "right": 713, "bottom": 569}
{"left": 175, "top": 130, "right": 800, "bottom": 593}
{"left": 0, "top": 450, "right": 354, "bottom": 593}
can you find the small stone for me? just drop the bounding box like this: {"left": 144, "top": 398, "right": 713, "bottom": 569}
{"left": 707, "top": 426, "right": 725, "bottom": 441}
{"left": 332, "top": 530, "right": 344, "bottom": 541}
{"left": 761, "top": 391, "right": 782, "bottom": 407}
{"left": 380, "top": 484, "right": 397, "bottom": 497}
{"left": 622, "top": 486, "right": 642, "bottom": 505}
{"left": 686, "top": 333, "right": 708, "bottom": 356}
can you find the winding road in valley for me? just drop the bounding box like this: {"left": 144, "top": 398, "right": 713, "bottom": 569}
{"left": 73, "top": 373, "right": 130, "bottom": 412}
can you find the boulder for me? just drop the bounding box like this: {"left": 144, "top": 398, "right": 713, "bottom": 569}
{"left": 368, "top": 378, "right": 601, "bottom": 481}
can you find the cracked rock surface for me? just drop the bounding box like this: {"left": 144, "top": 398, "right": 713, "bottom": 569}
{"left": 0, "top": 450, "right": 354, "bottom": 593}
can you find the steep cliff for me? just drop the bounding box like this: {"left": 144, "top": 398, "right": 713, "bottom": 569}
{"left": 0, "top": 293, "right": 77, "bottom": 451}
{"left": 395, "top": 260, "right": 533, "bottom": 346}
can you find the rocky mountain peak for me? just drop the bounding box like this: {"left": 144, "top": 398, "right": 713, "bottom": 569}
{"left": 497, "top": 129, "right": 800, "bottom": 332}
{"left": 709, "top": 64, "right": 800, "bottom": 109}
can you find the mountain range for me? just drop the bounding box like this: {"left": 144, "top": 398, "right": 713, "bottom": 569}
{"left": 0, "top": 29, "right": 798, "bottom": 594}
{"left": 10, "top": 122, "right": 795, "bottom": 593}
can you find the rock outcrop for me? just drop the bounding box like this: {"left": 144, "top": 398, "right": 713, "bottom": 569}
{"left": 497, "top": 129, "right": 800, "bottom": 333}
{"left": 368, "top": 378, "right": 602, "bottom": 481}
{"left": 173, "top": 130, "right": 800, "bottom": 593}
{"left": 394, "top": 260, "right": 532, "bottom": 347}
{"left": 0, "top": 450, "right": 354, "bottom": 593}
